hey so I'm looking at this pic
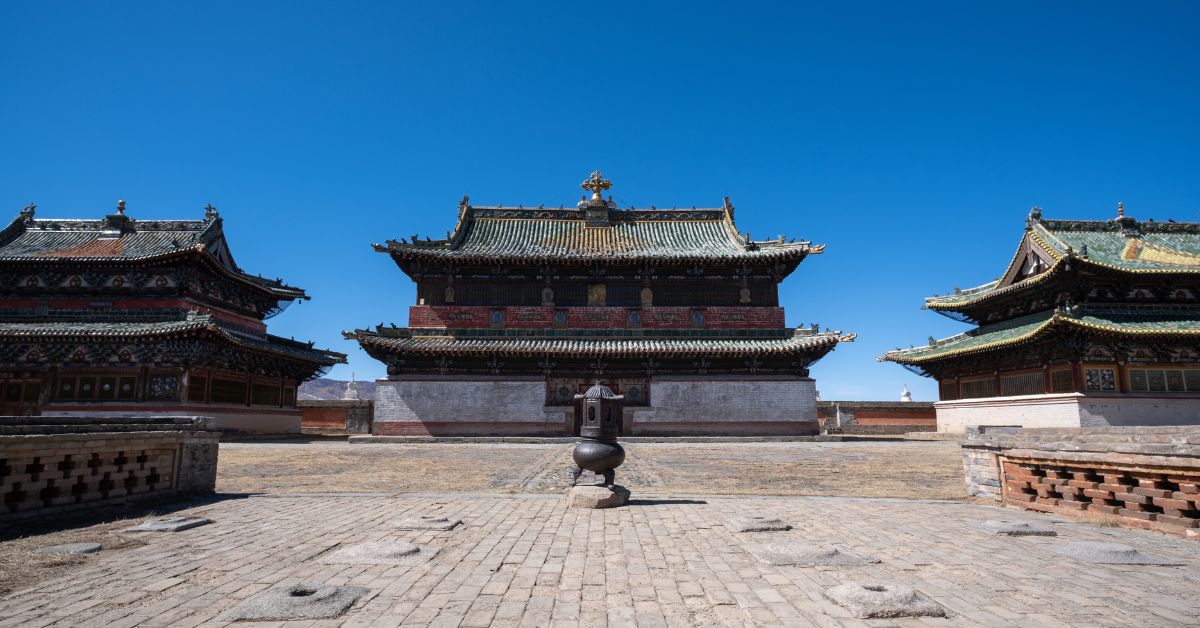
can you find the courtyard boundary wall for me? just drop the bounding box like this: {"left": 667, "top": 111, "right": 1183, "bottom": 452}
{"left": 299, "top": 399, "right": 373, "bottom": 433}
{"left": 816, "top": 401, "right": 936, "bottom": 435}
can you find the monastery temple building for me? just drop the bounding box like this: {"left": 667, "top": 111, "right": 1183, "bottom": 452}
{"left": 882, "top": 204, "right": 1200, "bottom": 432}
{"left": 347, "top": 173, "right": 854, "bottom": 436}
{"left": 0, "top": 201, "right": 345, "bottom": 432}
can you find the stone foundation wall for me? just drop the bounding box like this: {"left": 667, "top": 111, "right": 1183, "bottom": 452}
{"left": 372, "top": 375, "right": 821, "bottom": 436}
{"left": 373, "top": 378, "right": 563, "bottom": 436}
{"left": 637, "top": 376, "right": 818, "bottom": 426}
{"left": 45, "top": 407, "right": 301, "bottom": 434}
{"left": 962, "top": 426, "right": 1200, "bottom": 537}
{"left": 1, "top": 416, "right": 219, "bottom": 523}
{"left": 299, "top": 400, "right": 373, "bottom": 433}
{"left": 936, "top": 393, "right": 1200, "bottom": 433}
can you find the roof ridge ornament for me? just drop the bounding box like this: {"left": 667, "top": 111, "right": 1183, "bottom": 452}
{"left": 116, "top": 199, "right": 126, "bottom": 215}
{"left": 19, "top": 203, "right": 35, "bottom": 225}
{"left": 1026, "top": 206, "right": 1042, "bottom": 229}
{"left": 204, "top": 203, "right": 219, "bottom": 220}
{"left": 1113, "top": 201, "right": 1141, "bottom": 238}
{"left": 579, "top": 171, "right": 613, "bottom": 208}
{"left": 580, "top": 171, "right": 614, "bottom": 226}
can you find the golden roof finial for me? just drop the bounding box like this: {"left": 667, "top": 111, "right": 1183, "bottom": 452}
{"left": 1117, "top": 201, "right": 1125, "bottom": 217}
{"left": 581, "top": 171, "right": 612, "bottom": 202}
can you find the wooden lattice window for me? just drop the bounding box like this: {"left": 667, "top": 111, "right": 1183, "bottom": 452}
{"left": 960, "top": 378, "right": 996, "bottom": 399}
{"left": 188, "top": 376, "right": 207, "bottom": 402}
{"left": 1129, "top": 368, "right": 1200, "bottom": 393}
{"left": 1001, "top": 372, "right": 1045, "bottom": 397}
{"left": 939, "top": 380, "right": 957, "bottom": 400}
{"left": 209, "top": 379, "right": 247, "bottom": 404}
{"left": 1049, "top": 369, "right": 1074, "bottom": 393}
{"left": 251, "top": 383, "right": 281, "bottom": 406}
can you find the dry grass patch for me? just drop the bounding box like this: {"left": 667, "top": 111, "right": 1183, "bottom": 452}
{"left": 0, "top": 518, "right": 146, "bottom": 597}
{"left": 631, "top": 442, "right": 964, "bottom": 499}
{"left": 216, "top": 444, "right": 560, "bottom": 494}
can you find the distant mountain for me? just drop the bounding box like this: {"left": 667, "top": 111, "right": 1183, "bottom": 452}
{"left": 299, "top": 377, "right": 377, "bottom": 401}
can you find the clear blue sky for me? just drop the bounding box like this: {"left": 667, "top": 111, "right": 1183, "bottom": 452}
{"left": 2, "top": 3, "right": 1198, "bottom": 401}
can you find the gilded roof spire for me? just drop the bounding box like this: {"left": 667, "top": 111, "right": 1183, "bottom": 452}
{"left": 581, "top": 171, "right": 612, "bottom": 203}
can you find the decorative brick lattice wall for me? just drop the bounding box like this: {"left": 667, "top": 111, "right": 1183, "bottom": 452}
{"left": 1003, "top": 460, "right": 1199, "bottom": 533}
{"left": 1, "top": 417, "right": 218, "bottom": 522}
{"left": 962, "top": 426, "right": 1200, "bottom": 536}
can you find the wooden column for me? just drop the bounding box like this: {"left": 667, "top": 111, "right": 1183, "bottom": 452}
{"left": 1072, "top": 361, "right": 1086, "bottom": 393}
{"left": 136, "top": 365, "right": 149, "bottom": 402}
{"left": 179, "top": 369, "right": 190, "bottom": 404}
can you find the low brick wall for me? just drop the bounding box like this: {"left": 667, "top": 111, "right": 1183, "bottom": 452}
{"left": 1, "top": 416, "right": 219, "bottom": 523}
{"left": 299, "top": 400, "right": 373, "bottom": 433}
{"left": 817, "top": 401, "right": 936, "bottom": 434}
{"left": 962, "top": 426, "right": 1200, "bottom": 537}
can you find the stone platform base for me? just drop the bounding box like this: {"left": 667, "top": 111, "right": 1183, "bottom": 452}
{"left": 935, "top": 392, "right": 1200, "bottom": 433}
{"left": 566, "top": 485, "right": 630, "bottom": 509}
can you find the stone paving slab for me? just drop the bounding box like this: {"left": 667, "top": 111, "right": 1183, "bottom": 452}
{"left": 0, "top": 493, "right": 1197, "bottom": 627}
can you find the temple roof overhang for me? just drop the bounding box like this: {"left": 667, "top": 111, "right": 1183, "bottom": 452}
{"left": 879, "top": 305, "right": 1200, "bottom": 366}
{"left": 346, "top": 327, "right": 854, "bottom": 359}
{"left": 0, "top": 313, "right": 346, "bottom": 366}
{"left": 0, "top": 204, "right": 307, "bottom": 300}
{"left": 922, "top": 207, "right": 1200, "bottom": 314}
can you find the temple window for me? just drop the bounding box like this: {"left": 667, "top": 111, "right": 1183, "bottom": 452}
{"left": 251, "top": 383, "right": 282, "bottom": 406}
{"left": 1128, "top": 368, "right": 1200, "bottom": 393}
{"left": 188, "top": 377, "right": 208, "bottom": 402}
{"left": 1085, "top": 368, "right": 1116, "bottom": 391}
{"left": 147, "top": 375, "right": 180, "bottom": 401}
{"left": 1000, "top": 372, "right": 1045, "bottom": 397}
{"left": 209, "top": 378, "right": 247, "bottom": 404}
{"left": 959, "top": 377, "right": 996, "bottom": 399}
{"left": 1049, "top": 368, "right": 1074, "bottom": 393}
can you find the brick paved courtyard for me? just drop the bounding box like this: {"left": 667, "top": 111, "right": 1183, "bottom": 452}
{"left": 2, "top": 489, "right": 1197, "bottom": 627}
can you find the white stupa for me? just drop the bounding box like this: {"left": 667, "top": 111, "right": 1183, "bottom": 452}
{"left": 900, "top": 385, "right": 912, "bottom": 402}
{"left": 343, "top": 372, "right": 360, "bottom": 401}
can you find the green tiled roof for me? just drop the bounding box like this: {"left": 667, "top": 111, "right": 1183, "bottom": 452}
{"left": 0, "top": 314, "right": 346, "bottom": 365}
{"left": 348, "top": 327, "right": 852, "bottom": 358}
{"left": 0, "top": 206, "right": 305, "bottom": 299}
{"left": 375, "top": 205, "right": 821, "bottom": 262}
{"left": 880, "top": 305, "right": 1200, "bottom": 365}
{"left": 924, "top": 209, "right": 1200, "bottom": 310}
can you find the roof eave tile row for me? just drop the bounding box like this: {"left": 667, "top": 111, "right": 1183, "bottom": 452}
{"left": 345, "top": 329, "right": 851, "bottom": 358}
{"left": 0, "top": 318, "right": 346, "bottom": 366}
{"left": 880, "top": 307, "right": 1200, "bottom": 365}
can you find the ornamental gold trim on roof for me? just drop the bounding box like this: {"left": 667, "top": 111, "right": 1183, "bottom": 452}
{"left": 1121, "top": 239, "right": 1200, "bottom": 266}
